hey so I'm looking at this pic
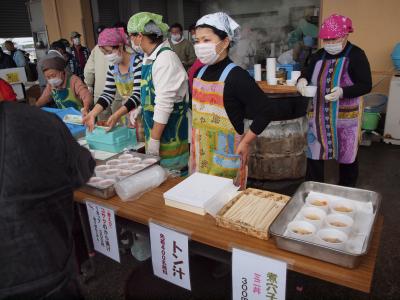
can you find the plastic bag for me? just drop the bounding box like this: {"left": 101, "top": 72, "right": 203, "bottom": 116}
{"left": 115, "top": 165, "right": 167, "bottom": 201}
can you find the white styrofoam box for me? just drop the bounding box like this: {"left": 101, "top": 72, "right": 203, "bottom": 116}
{"left": 163, "top": 172, "right": 235, "bottom": 209}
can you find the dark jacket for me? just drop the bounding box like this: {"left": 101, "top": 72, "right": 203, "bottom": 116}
{"left": 0, "top": 51, "right": 16, "bottom": 69}
{"left": 0, "top": 102, "right": 95, "bottom": 298}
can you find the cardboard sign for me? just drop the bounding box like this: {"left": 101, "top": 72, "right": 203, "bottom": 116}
{"left": 6, "top": 72, "right": 20, "bottom": 83}
{"left": 86, "top": 201, "right": 120, "bottom": 262}
{"left": 232, "top": 248, "right": 287, "bottom": 300}
{"left": 149, "top": 222, "right": 191, "bottom": 290}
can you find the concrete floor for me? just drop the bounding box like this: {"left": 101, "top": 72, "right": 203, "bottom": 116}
{"left": 79, "top": 142, "right": 400, "bottom": 300}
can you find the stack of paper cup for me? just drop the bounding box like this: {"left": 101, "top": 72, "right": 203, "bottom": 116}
{"left": 266, "top": 58, "right": 276, "bottom": 84}
{"left": 291, "top": 71, "right": 301, "bottom": 82}
{"left": 254, "top": 64, "right": 261, "bottom": 81}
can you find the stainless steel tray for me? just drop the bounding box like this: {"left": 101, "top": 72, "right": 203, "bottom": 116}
{"left": 79, "top": 184, "right": 116, "bottom": 199}
{"left": 269, "top": 181, "right": 381, "bottom": 268}
{"left": 80, "top": 151, "right": 160, "bottom": 199}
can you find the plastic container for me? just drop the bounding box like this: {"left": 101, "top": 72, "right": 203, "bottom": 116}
{"left": 317, "top": 228, "right": 348, "bottom": 250}
{"left": 325, "top": 214, "right": 354, "bottom": 235}
{"left": 86, "top": 126, "right": 137, "bottom": 153}
{"left": 106, "top": 159, "right": 122, "bottom": 167}
{"left": 42, "top": 107, "right": 86, "bottom": 138}
{"left": 286, "top": 79, "right": 296, "bottom": 86}
{"left": 330, "top": 200, "right": 356, "bottom": 218}
{"left": 119, "top": 153, "right": 134, "bottom": 160}
{"left": 131, "top": 234, "right": 151, "bottom": 261}
{"left": 391, "top": 42, "right": 400, "bottom": 70}
{"left": 362, "top": 112, "right": 381, "bottom": 131}
{"left": 115, "top": 165, "right": 167, "bottom": 201}
{"left": 104, "top": 169, "right": 120, "bottom": 180}
{"left": 94, "top": 165, "right": 109, "bottom": 177}
{"left": 287, "top": 220, "right": 316, "bottom": 242}
{"left": 363, "top": 93, "right": 388, "bottom": 113}
{"left": 303, "top": 86, "right": 317, "bottom": 97}
{"left": 300, "top": 207, "right": 326, "bottom": 228}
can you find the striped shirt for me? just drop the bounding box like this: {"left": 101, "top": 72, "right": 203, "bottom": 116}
{"left": 97, "top": 54, "right": 142, "bottom": 112}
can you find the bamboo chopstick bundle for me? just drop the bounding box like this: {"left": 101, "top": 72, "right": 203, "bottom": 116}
{"left": 222, "top": 192, "right": 285, "bottom": 232}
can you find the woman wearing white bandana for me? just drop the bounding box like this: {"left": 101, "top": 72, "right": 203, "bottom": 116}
{"left": 190, "top": 12, "right": 280, "bottom": 183}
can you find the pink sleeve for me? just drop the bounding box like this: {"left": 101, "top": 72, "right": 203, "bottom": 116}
{"left": 70, "top": 75, "right": 93, "bottom": 110}
{"left": 188, "top": 59, "right": 204, "bottom": 92}
{"left": 39, "top": 84, "right": 53, "bottom": 103}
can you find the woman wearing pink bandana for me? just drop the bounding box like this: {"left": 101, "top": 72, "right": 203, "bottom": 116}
{"left": 296, "top": 14, "right": 372, "bottom": 187}
{"left": 83, "top": 27, "right": 143, "bottom": 131}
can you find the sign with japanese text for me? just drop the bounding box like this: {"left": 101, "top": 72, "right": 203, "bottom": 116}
{"left": 149, "top": 222, "right": 191, "bottom": 290}
{"left": 232, "top": 248, "right": 286, "bottom": 300}
{"left": 86, "top": 201, "right": 120, "bottom": 263}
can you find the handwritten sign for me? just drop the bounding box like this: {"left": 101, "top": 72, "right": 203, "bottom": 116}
{"left": 232, "top": 248, "right": 287, "bottom": 300}
{"left": 6, "top": 72, "right": 20, "bottom": 83}
{"left": 149, "top": 222, "right": 191, "bottom": 290}
{"left": 86, "top": 201, "right": 120, "bottom": 262}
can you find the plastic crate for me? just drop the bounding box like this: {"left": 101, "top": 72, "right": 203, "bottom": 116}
{"left": 86, "top": 126, "right": 137, "bottom": 153}
{"left": 42, "top": 107, "right": 86, "bottom": 138}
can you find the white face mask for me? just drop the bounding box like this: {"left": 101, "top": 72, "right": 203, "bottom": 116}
{"left": 171, "top": 34, "right": 181, "bottom": 42}
{"left": 105, "top": 52, "right": 122, "bottom": 64}
{"left": 131, "top": 37, "right": 143, "bottom": 54}
{"left": 65, "top": 47, "right": 72, "bottom": 54}
{"left": 194, "top": 41, "right": 223, "bottom": 65}
{"left": 324, "top": 42, "right": 343, "bottom": 55}
{"left": 73, "top": 38, "right": 81, "bottom": 46}
{"left": 48, "top": 77, "right": 63, "bottom": 87}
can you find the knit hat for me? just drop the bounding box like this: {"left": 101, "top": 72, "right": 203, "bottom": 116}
{"left": 41, "top": 56, "right": 66, "bottom": 72}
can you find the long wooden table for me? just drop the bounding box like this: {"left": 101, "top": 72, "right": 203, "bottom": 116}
{"left": 74, "top": 178, "right": 383, "bottom": 293}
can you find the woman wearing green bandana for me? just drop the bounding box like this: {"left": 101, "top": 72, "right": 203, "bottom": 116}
{"left": 128, "top": 12, "right": 189, "bottom": 172}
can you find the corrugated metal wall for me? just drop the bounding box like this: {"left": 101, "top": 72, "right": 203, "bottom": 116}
{"left": 0, "top": 0, "right": 32, "bottom": 38}
{"left": 139, "top": 0, "right": 168, "bottom": 22}
{"left": 183, "top": 1, "right": 200, "bottom": 29}
{"left": 97, "top": 0, "right": 120, "bottom": 27}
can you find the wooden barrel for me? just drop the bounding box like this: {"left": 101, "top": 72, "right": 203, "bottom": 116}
{"left": 248, "top": 117, "right": 307, "bottom": 180}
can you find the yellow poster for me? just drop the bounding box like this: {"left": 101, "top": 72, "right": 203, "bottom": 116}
{"left": 6, "top": 72, "right": 20, "bottom": 83}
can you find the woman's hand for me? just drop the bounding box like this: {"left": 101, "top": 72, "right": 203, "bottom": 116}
{"left": 235, "top": 130, "right": 257, "bottom": 166}
{"left": 106, "top": 114, "right": 119, "bottom": 131}
{"left": 82, "top": 113, "right": 96, "bottom": 132}
{"left": 235, "top": 139, "right": 251, "bottom": 166}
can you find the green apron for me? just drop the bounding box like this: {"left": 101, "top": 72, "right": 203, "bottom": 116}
{"left": 51, "top": 75, "right": 82, "bottom": 110}
{"left": 141, "top": 47, "right": 189, "bottom": 170}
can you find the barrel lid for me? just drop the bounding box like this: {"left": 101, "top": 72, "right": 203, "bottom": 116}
{"left": 364, "top": 93, "right": 388, "bottom": 112}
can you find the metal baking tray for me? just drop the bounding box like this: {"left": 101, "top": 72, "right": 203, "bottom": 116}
{"left": 269, "top": 181, "right": 381, "bottom": 268}
{"left": 79, "top": 183, "right": 116, "bottom": 199}
{"left": 79, "top": 151, "right": 160, "bottom": 199}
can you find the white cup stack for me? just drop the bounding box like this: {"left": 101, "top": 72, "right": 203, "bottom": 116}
{"left": 266, "top": 58, "right": 277, "bottom": 85}
{"left": 254, "top": 64, "right": 262, "bottom": 81}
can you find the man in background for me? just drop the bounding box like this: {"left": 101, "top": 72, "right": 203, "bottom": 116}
{"left": 4, "top": 40, "right": 27, "bottom": 68}
{"left": 168, "top": 23, "right": 196, "bottom": 70}
{"left": 0, "top": 48, "right": 16, "bottom": 69}
{"left": 70, "top": 31, "right": 90, "bottom": 80}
